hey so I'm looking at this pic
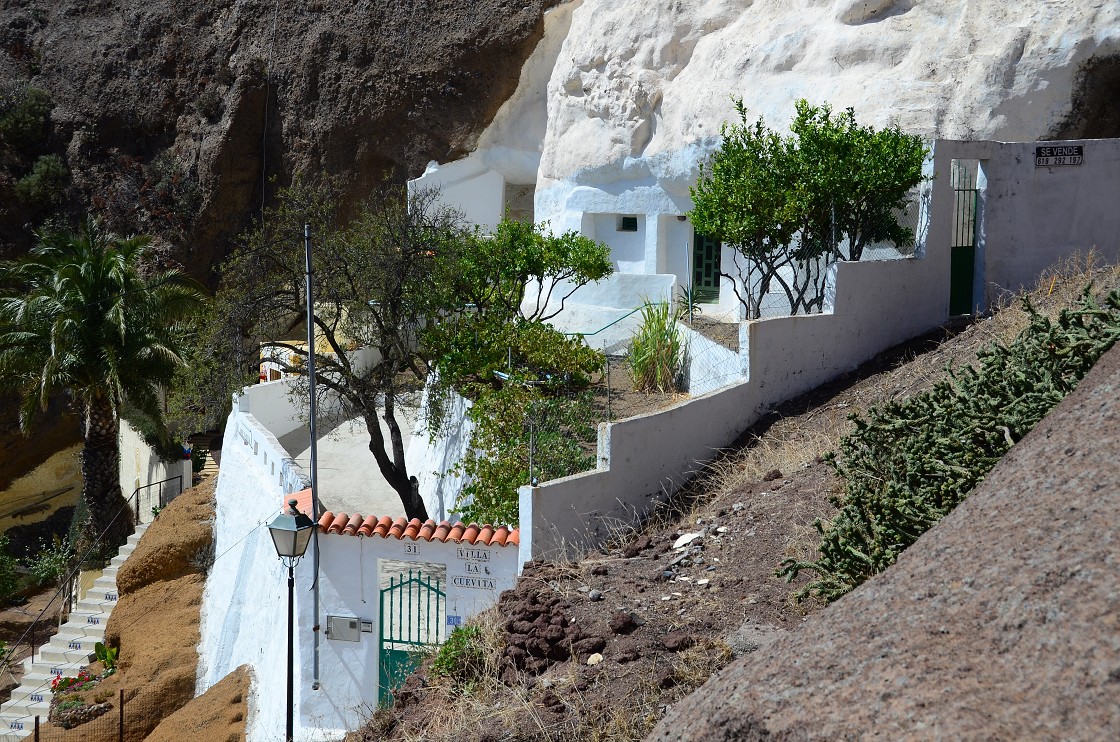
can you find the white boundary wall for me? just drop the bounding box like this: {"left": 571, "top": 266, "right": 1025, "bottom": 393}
{"left": 117, "top": 420, "right": 191, "bottom": 524}
{"left": 517, "top": 141, "right": 954, "bottom": 561}
{"left": 405, "top": 385, "right": 475, "bottom": 523}
{"left": 197, "top": 413, "right": 299, "bottom": 741}
{"left": 517, "top": 136, "right": 1120, "bottom": 561}
{"left": 961, "top": 138, "right": 1120, "bottom": 310}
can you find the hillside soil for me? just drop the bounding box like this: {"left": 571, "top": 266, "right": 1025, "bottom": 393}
{"left": 652, "top": 342, "right": 1120, "bottom": 740}
{"left": 354, "top": 260, "right": 1120, "bottom": 741}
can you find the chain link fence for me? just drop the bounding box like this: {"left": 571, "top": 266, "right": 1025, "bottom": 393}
{"left": 716, "top": 189, "right": 925, "bottom": 320}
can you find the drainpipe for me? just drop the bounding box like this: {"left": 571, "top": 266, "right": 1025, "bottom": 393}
{"left": 304, "top": 223, "right": 322, "bottom": 691}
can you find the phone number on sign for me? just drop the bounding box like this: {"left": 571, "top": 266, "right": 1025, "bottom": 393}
{"left": 1036, "top": 155, "right": 1083, "bottom": 167}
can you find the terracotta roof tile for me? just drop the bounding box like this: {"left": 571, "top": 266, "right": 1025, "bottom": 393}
{"left": 285, "top": 492, "right": 517, "bottom": 547}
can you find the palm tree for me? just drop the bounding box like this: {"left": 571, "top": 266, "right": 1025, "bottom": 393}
{"left": 0, "top": 217, "right": 204, "bottom": 553}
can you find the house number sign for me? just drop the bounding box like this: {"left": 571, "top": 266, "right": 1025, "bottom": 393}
{"left": 1035, "top": 145, "right": 1083, "bottom": 167}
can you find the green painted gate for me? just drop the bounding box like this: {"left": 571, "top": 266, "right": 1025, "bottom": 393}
{"left": 692, "top": 232, "right": 722, "bottom": 303}
{"left": 950, "top": 163, "right": 979, "bottom": 315}
{"left": 378, "top": 570, "right": 446, "bottom": 706}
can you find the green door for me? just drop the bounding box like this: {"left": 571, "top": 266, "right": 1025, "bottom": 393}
{"left": 950, "top": 164, "right": 979, "bottom": 315}
{"left": 692, "top": 233, "right": 722, "bottom": 304}
{"left": 378, "top": 570, "right": 446, "bottom": 706}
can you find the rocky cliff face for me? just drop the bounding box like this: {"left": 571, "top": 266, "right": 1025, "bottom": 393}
{"left": 0, "top": 0, "right": 558, "bottom": 276}
{"left": 0, "top": 0, "right": 557, "bottom": 499}
{"left": 528, "top": 0, "right": 1119, "bottom": 221}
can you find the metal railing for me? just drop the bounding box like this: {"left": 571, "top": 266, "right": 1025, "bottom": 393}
{"left": 129, "top": 475, "right": 182, "bottom": 524}
{"left": 4, "top": 687, "right": 159, "bottom": 741}
{"left": 0, "top": 493, "right": 143, "bottom": 706}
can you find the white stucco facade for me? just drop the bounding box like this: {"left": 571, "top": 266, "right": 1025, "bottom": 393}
{"left": 198, "top": 391, "right": 519, "bottom": 741}
{"left": 411, "top": 0, "right": 1119, "bottom": 322}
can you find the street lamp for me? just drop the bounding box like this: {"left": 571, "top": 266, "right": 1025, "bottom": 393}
{"left": 267, "top": 499, "right": 315, "bottom": 742}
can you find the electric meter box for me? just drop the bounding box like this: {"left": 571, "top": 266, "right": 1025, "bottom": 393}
{"left": 325, "top": 615, "right": 362, "bottom": 642}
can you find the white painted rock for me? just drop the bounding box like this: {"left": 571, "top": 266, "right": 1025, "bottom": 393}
{"left": 673, "top": 532, "right": 702, "bottom": 550}
{"left": 433, "top": 0, "right": 1118, "bottom": 233}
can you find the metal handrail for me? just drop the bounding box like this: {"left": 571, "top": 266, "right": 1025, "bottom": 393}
{"left": 561, "top": 304, "right": 647, "bottom": 338}
{"left": 129, "top": 475, "right": 183, "bottom": 524}
{"left": 0, "top": 494, "right": 140, "bottom": 680}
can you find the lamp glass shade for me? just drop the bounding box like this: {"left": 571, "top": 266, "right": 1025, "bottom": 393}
{"left": 267, "top": 504, "right": 315, "bottom": 558}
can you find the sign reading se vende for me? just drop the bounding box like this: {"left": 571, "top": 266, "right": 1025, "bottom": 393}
{"left": 1035, "top": 145, "right": 1083, "bottom": 167}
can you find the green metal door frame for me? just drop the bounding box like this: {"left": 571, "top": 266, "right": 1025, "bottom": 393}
{"left": 378, "top": 569, "right": 446, "bottom": 706}
{"left": 950, "top": 162, "right": 979, "bottom": 315}
{"left": 692, "top": 232, "right": 722, "bottom": 304}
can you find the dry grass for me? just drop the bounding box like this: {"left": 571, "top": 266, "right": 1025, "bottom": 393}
{"left": 704, "top": 250, "right": 1120, "bottom": 504}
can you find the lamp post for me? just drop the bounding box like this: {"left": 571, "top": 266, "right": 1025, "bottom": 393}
{"left": 267, "top": 499, "right": 315, "bottom": 742}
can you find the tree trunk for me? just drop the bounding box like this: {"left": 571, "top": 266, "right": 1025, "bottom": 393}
{"left": 362, "top": 406, "right": 429, "bottom": 522}
{"left": 78, "top": 396, "right": 134, "bottom": 557}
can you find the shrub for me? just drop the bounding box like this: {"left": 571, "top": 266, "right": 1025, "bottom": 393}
{"left": 25, "top": 536, "right": 73, "bottom": 587}
{"left": 0, "top": 536, "right": 19, "bottom": 601}
{"left": 14, "top": 153, "right": 68, "bottom": 209}
{"left": 94, "top": 642, "right": 118, "bottom": 673}
{"left": 779, "top": 288, "right": 1120, "bottom": 602}
{"left": 0, "top": 84, "right": 51, "bottom": 153}
{"left": 431, "top": 625, "right": 485, "bottom": 685}
{"left": 454, "top": 381, "right": 597, "bottom": 527}
{"left": 627, "top": 301, "right": 686, "bottom": 393}
{"left": 191, "top": 445, "right": 209, "bottom": 473}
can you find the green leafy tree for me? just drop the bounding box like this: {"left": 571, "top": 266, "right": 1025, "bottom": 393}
{"left": 0, "top": 84, "right": 51, "bottom": 158}
{"left": 419, "top": 219, "right": 609, "bottom": 526}
{"left": 789, "top": 101, "right": 927, "bottom": 262}
{"left": 14, "top": 153, "right": 69, "bottom": 212}
{"left": 690, "top": 99, "right": 928, "bottom": 318}
{"left": 453, "top": 374, "right": 599, "bottom": 527}
{"left": 0, "top": 218, "right": 205, "bottom": 552}
{"left": 425, "top": 218, "right": 612, "bottom": 394}
{"left": 215, "top": 181, "right": 464, "bottom": 521}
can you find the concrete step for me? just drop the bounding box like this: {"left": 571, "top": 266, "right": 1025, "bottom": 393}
{"left": 23, "top": 655, "right": 84, "bottom": 679}
{"left": 49, "top": 627, "right": 104, "bottom": 649}
{"left": 36, "top": 645, "right": 93, "bottom": 667}
{"left": 0, "top": 719, "right": 33, "bottom": 738}
{"left": 0, "top": 526, "right": 145, "bottom": 741}
{"left": 0, "top": 696, "right": 49, "bottom": 723}
{"left": 91, "top": 575, "right": 117, "bottom": 590}
{"left": 81, "top": 585, "right": 120, "bottom": 605}
{"left": 58, "top": 615, "right": 107, "bottom": 639}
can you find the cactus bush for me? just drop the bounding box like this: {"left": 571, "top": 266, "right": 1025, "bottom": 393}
{"left": 780, "top": 288, "right": 1120, "bottom": 602}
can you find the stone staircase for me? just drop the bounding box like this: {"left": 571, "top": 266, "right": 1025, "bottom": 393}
{"left": 0, "top": 524, "right": 147, "bottom": 740}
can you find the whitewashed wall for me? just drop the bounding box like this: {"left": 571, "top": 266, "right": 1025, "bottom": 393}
{"left": 197, "top": 413, "right": 299, "bottom": 742}
{"left": 117, "top": 419, "right": 190, "bottom": 524}
{"left": 298, "top": 532, "right": 518, "bottom": 735}
{"left": 516, "top": 141, "right": 954, "bottom": 562}
{"left": 201, "top": 395, "right": 519, "bottom": 741}
{"left": 405, "top": 384, "right": 475, "bottom": 523}
{"left": 411, "top": 158, "right": 506, "bottom": 231}
{"left": 963, "top": 138, "right": 1120, "bottom": 309}
{"left": 236, "top": 377, "right": 307, "bottom": 441}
